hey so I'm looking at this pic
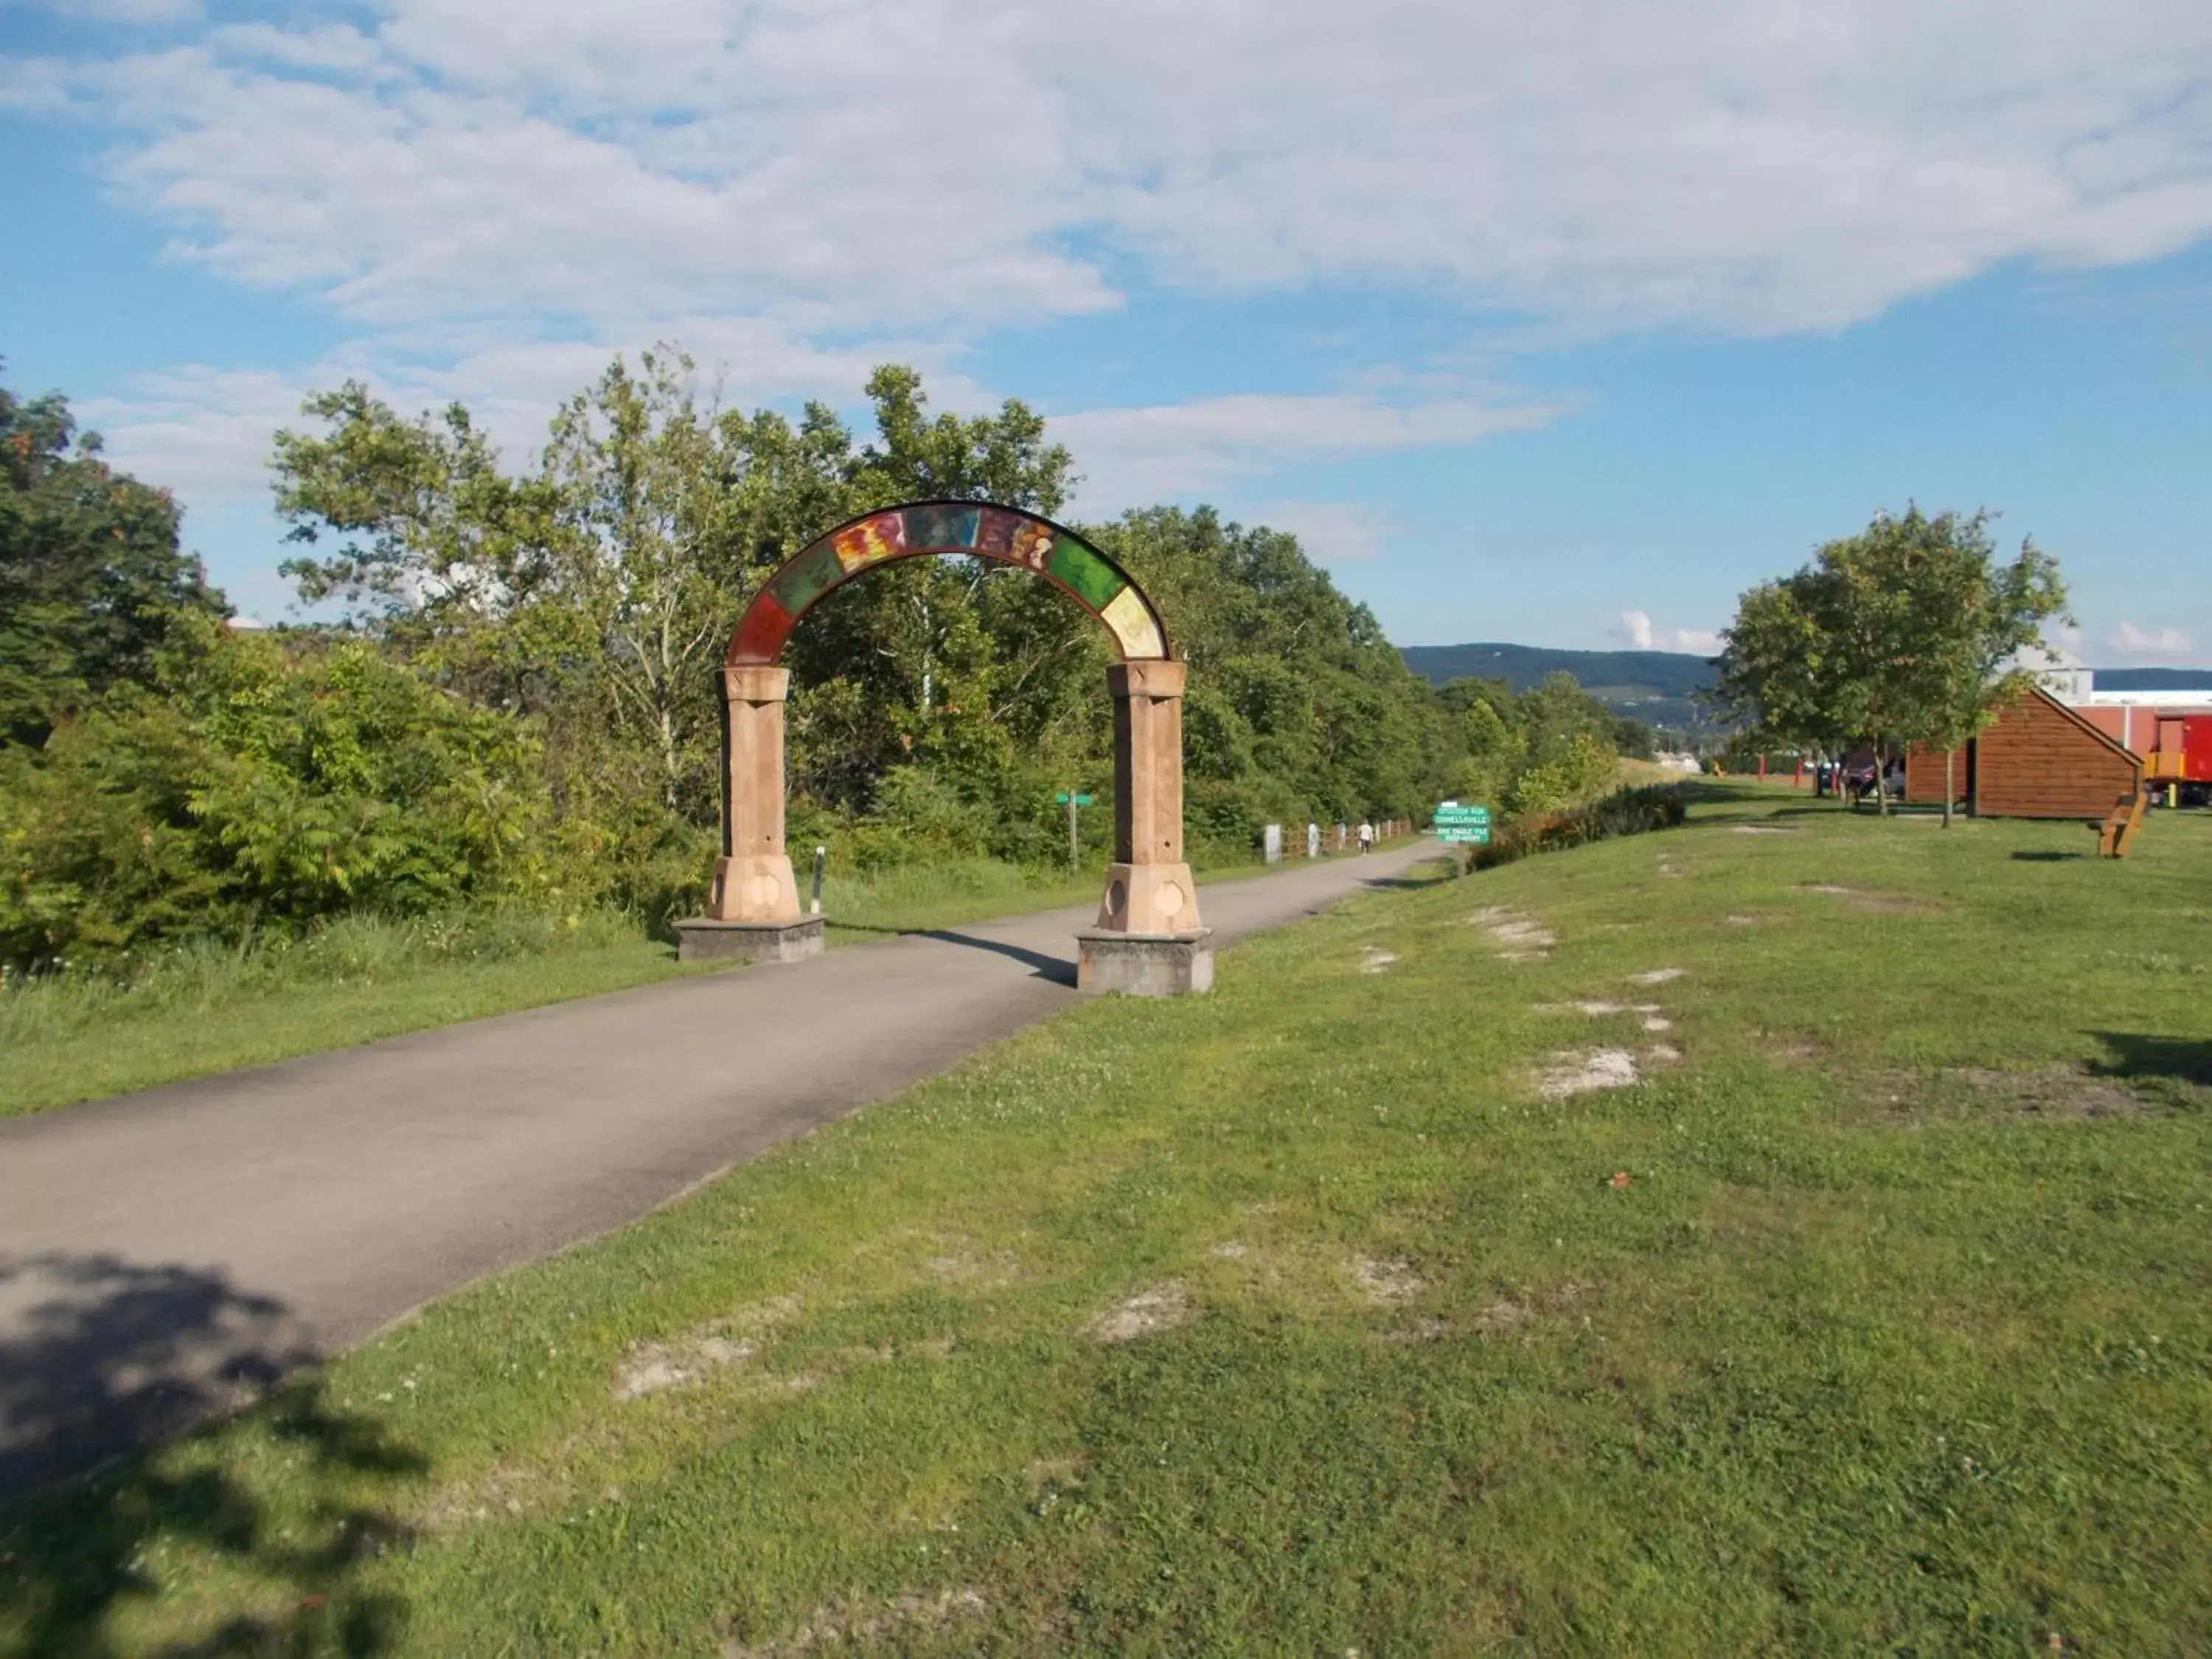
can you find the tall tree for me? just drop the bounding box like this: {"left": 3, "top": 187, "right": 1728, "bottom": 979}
{"left": 1874, "top": 509, "right": 2068, "bottom": 827}
{"left": 1717, "top": 507, "right": 2068, "bottom": 820}
{"left": 0, "top": 372, "right": 229, "bottom": 745}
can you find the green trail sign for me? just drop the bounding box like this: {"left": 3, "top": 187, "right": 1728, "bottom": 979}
{"left": 1054, "top": 792, "right": 1094, "bottom": 805}
{"left": 1433, "top": 802, "right": 1492, "bottom": 845}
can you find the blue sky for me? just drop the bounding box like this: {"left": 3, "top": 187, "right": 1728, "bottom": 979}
{"left": 5, "top": 0, "right": 2210, "bottom": 663}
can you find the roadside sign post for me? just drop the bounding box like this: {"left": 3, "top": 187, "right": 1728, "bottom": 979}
{"left": 1055, "top": 791, "right": 1095, "bottom": 869}
{"left": 811, "top": 845, "right": 826, "bottom": 914}
{"left": 1433, "top": 803, "right": 1492, "bottom": 846}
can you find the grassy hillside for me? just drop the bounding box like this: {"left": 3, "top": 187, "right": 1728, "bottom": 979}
{"left": 7, "top": 788, "right": 2210, "bottom": 1655}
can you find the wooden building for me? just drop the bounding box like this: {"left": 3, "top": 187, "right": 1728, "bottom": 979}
{"left": 1905, "top": 684, "right": 2142, "bottom": 818}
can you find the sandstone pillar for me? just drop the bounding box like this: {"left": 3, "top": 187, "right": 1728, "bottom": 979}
{"left": 708, "top": 664, "right": 802, "bottom": 926}
{"left": 1093, "top": 658, "right": 1202, "bottom": 936}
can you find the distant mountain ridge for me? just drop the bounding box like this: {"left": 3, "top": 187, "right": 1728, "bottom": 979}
{"left": 2090, "top": 667, "right": 2212, "bottom": 691}
{"left": 1398, "top": 642, "right": 2212, "bottom": 729}
{"left": 1400, "top": 643, "right": 1715, "bottom": 702}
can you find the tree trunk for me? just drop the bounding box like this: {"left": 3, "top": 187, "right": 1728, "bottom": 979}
{"left": 659, "top": 704, "right": 680, "bottom": 812}
{"left": 1942, "top": 748, "right": 1955, "bottom": 829}
{"left": 1874, "top": 743, "right": 1890, "bottom": 816}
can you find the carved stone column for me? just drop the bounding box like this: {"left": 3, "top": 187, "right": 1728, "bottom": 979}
{"left": 1079, "top": 660, "right": 1210, "bottom": 993}
{"left": 710, "top": 665, "right": 801, "bottom": 923}
{"left": 1094, "top": 658, "right": 1202, "bottom": 934}
{"left": 679, "top": 665, "right": 820, "bottom": 961}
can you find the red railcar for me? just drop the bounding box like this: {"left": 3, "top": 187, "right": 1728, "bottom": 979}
{"left": 2143, "top": 714, "right": 2212, "bottom": 806}
{"left": 2072, "top": 701, "right": 2212, "bottom": 807}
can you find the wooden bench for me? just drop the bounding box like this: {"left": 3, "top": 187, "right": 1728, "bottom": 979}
{"left": 2095, "top": 791, "right": 2146, "bottom": 859}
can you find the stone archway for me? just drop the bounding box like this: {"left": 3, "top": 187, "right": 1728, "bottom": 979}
{"left": 676, "top": 501, "right": 1211, "bottom": 994}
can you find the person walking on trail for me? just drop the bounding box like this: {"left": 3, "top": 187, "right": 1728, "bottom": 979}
{"left": 1357, "top": 820, "right": 1374, "bottom": 854}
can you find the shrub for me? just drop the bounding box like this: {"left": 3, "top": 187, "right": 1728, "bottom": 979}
{"left": 0, "top": 634, "right": 556, "bottom": 968}
{"left": 1464, "top": 782, "right": 1688, "bottom": 874}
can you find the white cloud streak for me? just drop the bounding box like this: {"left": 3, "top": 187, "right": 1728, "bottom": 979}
{"left": 2107, "top": 620, "right": 2197, "bottom": 658}
{"left": 16, "top": 0, "right": 2212, "bottom": 521}
{"left": 1243, "top": 501, "right": 1400, "bottom": 564}
{"left": 13, "top": 0, "right": 2207, "bottom": 336}
{"left": 1057, "top": 390, "right": 1562, "bottom": 509}
{"left": 1618, "top": 611, "right": 1722, "bottom": 655}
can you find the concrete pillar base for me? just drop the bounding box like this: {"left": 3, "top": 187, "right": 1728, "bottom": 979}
{"left": 1075, "top": 928, "right": 1214, "bottom": 996}
{"left": 675, "top": 916, "right": 827, "bottom": 964}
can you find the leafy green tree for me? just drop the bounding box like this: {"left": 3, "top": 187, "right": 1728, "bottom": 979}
{"left": 274, "top": 350, "right": 756, "bottom": 815}
{"left": 1875, "top": 509, "right": 2068, "bottom": 826}
{"left": 0, "top": 372, "right": 229, "bottom": 745}
{"left": 1718, "top": 507, "right": 2068, "bottom": 819}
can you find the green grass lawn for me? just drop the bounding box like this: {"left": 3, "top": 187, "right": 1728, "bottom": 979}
{"left": 6, "top": 791, "right": 2209, "bottom": 1655}
{"left": 0, "top": 846, "right": 1365, "bottom": 1120}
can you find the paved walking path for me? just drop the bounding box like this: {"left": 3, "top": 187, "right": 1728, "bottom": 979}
{"left": 0, "top": 841, "right": 1439, "bottom": 1492}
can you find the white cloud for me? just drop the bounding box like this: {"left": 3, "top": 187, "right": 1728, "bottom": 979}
{"left": 206, "top": 24, "right": 386, "bottom": 76}
{"left": 21, "top": 0, "right": 2212, "bottom": 545}
{"left": 1245, "top": 501, "right": 1399, "bottom": 563}
{"left": 78, "top": 366, "right": 303, "bottom": 502}
{"left": 2107, "top": 620, "right": 2197, "bottom": 658}
{"left": 18, "top": 0, "right": 2212, "bottom": 341}
{"left": 1618, "top": 611, "right": 1721, "bottom": 655}
{"left": 72, "top": 321, "right": 965, "bottom": 509}
{"left": 1056, "top": 389, "right": 1561, "bottom": 509}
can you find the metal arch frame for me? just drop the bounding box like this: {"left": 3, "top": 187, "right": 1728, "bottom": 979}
{"left": 727, "top": 498, "right": 1173, "bottom": 667}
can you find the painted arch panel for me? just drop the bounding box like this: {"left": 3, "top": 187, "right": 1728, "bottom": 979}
{"left": 728, "top": 502, "right": 1171, "bottom": 666}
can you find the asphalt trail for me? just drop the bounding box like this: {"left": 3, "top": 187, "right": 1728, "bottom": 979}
{"left": 0, "top": 841, "right": 1439, "bottom": 1491}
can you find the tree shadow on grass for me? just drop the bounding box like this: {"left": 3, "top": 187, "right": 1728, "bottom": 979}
{"left": 2011, "top": 850, "right": 2087, "bottom": 863}
{"left": 0, "top": 1254, "right": 422, "bottom": 1655}
{"left": 2088, "top": 1032, "right": 2212, "bottom": 1090}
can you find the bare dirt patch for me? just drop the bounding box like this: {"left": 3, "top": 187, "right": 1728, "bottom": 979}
{"left": 1722, "top": 912, "right": 1774, "bottom": 928}
{"left": 1540, "top": 1049, "right": 1640, "bottom": 1097}
{"left": 611, "top": 1294, "right": 803, "bottom": 1402}
{"left": 1470, "top": 1280, "right": 1593, "bottom": 1338}
{"left": 1085, "top": 1281, "right": 1193, "bottom": 1343}
{"left": 1349, "top": 1256, "right": 1424, "bottom": 1304}
{"left": 1539, "top": 1043, "right": 1683, "bottom": 1098}
{"left": 1732, "top": 825, "right": 1799, "bottom": 835}
{"left": 612, "top": 1337, "right": 757, "bottom": 1402}
{"left": 726, "top": 1588, "right": 989, "bottom": 1659}
{"left": 1625, "top": 967, "right": 1686, "bottom": 986}
{"left": 1360, "top": 946, "right": 1399, "bottom": 974}
{"left": 1467, "top": 906, "right": 1557, "bottom": 962}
